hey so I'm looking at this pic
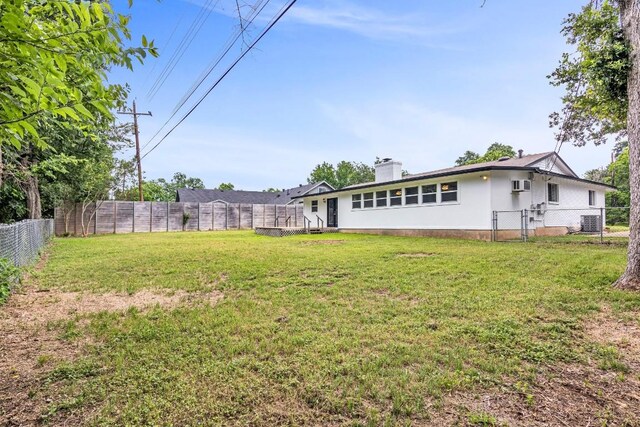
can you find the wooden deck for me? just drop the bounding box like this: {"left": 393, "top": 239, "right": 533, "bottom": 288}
{"left": 254, "top": 227, "right": 339, "bottom": 237}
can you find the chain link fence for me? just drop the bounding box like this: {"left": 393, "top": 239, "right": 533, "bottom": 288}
{"left": 492, "top": 207, "right": 630, "bottom": 244}
{"left": 0, "top": 219, "right": 55, "bottom": 267}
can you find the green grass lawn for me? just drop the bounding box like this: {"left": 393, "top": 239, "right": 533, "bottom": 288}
{"left": 23, "top": 232, "right": 640, "bottom": 425}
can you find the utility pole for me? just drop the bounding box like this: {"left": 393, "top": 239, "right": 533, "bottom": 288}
{"left": 118, "top": 101, "right": 152, "bottom": 201}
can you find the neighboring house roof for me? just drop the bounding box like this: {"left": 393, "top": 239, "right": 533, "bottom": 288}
{"left": 294, "top": 152, "right": 615, "bottom": 198}
{"left": 176, "top": 182, "right": 333, "bottom": 204}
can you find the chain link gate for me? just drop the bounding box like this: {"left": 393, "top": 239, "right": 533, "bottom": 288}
{"left": 492, "top": 210, "right": 529, "bottom": 242}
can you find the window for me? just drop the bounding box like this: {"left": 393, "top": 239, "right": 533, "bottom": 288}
{"left": 363, "top": 192, "right": 374, "bottom": 208}
{"left": 422, "top": 184, "right": 437, "bottom": 204}
{"left": 376, "top": 190, "right": 387, "bottom": 207}
{"left": 311, "top": 200, "right": 318, "bottom": 212}
{"left": 318, "top": 188, "right": 326, "bottom": 193}
{"left": 390, "top": 189, "right": 402, "bottom": 206}
{"left": 352, "top": 194, "right": 362, "bottom": 209}
{"left": 404, "top": 187, "right": 418, "bottom": 205}
{"left": 440, "top": 182, "right": 458, "bottom": 202}
{"left": 548, "top": 183, "right": 559, "bottom": 203}
{"left": 589, "top": 190, "right": 596, "bottom": 206}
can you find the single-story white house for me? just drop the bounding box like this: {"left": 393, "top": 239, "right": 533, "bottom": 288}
{"left": 296, "top": 152, "right": 615, "bottom": 240}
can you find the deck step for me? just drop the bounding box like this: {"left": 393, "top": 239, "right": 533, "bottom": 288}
{"left": 309, "top": 228, "right": 323, "bottom": 234}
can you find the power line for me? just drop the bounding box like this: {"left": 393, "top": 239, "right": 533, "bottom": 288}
{"left": 140, "top": 0, "right": 271, "bottom": 152}
{"left": 141, "top": 0, "right": 297, "bottom": 160}
{"left": 146, "top": 0, "right": 220, "bottom": 100}
{"left": 142, "top": 6, "right": 188, "bottom": 89}
{"left": 173, "top": 0, "right": 269, "bottom": 117}
{"left": 146, "top": 0, "right": 215, "bottom": 99}
{"left": 548, "top": 82, "right": 583, "bottom": 174}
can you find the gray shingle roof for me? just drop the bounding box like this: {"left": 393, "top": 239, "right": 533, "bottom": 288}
{"left": 341, "top": 152, "right": 556, "bottom": 191}
{"left": 176, "top": 183, "right": 323, "bottom": 204}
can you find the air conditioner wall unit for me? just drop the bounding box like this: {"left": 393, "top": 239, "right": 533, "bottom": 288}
{"left": 511, "top": 179, "right": 531, "bottom": 193}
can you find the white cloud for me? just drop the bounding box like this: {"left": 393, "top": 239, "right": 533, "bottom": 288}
{"left": 288, "top": 3, "right": 454, "bottom": 40}
{"left": 183, "top": 0, "right": 469, "bottom": 46}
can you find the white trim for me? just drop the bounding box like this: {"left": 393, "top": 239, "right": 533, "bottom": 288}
{"left": 303, "top": 181, "right": 336, "bottom": 195}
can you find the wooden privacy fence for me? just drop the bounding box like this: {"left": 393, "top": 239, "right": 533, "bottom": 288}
{"left": 54, "top": 201, "right": 304, "bottom": 236}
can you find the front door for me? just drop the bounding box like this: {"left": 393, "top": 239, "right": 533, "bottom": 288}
{"left": 327, "top": 198, "right": 338, "bottom": 227}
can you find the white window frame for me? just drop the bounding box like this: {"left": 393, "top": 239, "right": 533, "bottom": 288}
{"left": 588, "top": 190, "right": 596, "bottom": 206}
{"left": 389, "top": 188, "right": 403, "bottom": 206}
{"left": 421, "top": 184, "right": 437, "bottom": 204}
{"left": 375, "top": 190, "right": 388, "bottom": 207}
{"left": 440, "top": 181, "right": 458, "bottom": 203}
{"left": 405, "top": 186, "right": 419, "bottom": 205}
{"left": 548, "top": 183, "right": 559, "bottom": 204}
{"left": 311, "top": 200, "right": 318, "bottom": 212}
{"left": 363, "top": 192, "right": 374, "bottom": 208}
{"left": 352, "top": 194, "right": 362, "bottom": 209}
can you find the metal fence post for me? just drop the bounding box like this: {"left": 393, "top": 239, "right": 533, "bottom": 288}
{"left": 600, "top": 207, "right": 604, "bottom": 244}
{"left": 491, "top": 211, "right": 497, "bottom": 242}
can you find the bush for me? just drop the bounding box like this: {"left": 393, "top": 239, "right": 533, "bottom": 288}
{"left": 0, "top": 258, "right": 19, "bottom": 304}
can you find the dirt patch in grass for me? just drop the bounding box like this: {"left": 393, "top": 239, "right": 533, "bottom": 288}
{"left": 0, "top": 283, "right": 224, "bottom": 426}
{"left": 431, "top": 309, "right": 640, "bottom": 426}
{"left": 5, "top": 288, "right": 224, "bottom": 323}
{"left": 396, "top": 252, "right": 436, "bottom": 258}
{"left": 585, "top": 307, "right": 640, "bottom": 359}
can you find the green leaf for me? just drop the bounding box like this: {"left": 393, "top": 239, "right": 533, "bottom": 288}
{"left": 20, "top": 120, "right": 38, "bottom": 138}
{"left": 74, "top": 103, "right": 94, "bottom": 119}
{"left": 55, "top": 106, "right": 80, "bottom": 121}
{"left": 18, "top": 75, "right": 42, "bottom": 98}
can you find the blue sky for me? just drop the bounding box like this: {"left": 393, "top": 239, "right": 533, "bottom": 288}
{"left": 109, "top": 0, "right": 612, "bottom": 190}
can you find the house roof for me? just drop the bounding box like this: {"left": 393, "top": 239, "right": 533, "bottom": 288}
{"left": 294, "top": 152, "right": 615, "bottom": 198}
{"left": 176, "top": 182, "right": 331, "bottom": 204}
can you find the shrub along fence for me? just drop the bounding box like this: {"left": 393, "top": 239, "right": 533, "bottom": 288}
{"left": 54, "top": 201, "right": 304, "bottom": 236}
{"left": 0, "top": 219, "right": 55, "bottom": 267}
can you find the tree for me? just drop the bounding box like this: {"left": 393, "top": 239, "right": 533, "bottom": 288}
{"left": 308, "top": 161, "right": 375, "bottom": 189}
{"left": 550, "top": 0, "right": 639, "bottom": 290}
{"left": 0, "top": 1, "right": 156, "bottom": 150}
{"left": 582, "top": 146, "right": 630, "bottom": 224}
{"left": 454, "top": 143, "right": 516, "bottom": 166}
{"left": 0, "top": 1, "right": 157, "bottom": 219}
{"left": 608, "top": 146, "right": 631, "bottom": 214}
{"left": 455, "top": 151, "right": 481, "bottom": 166}
{"left": 583, "top": 166, "right": 609, "bottom": 182}
{"left": 217, "top": 182, "right": 235, "bottom": 191}
{"left": 113, "top": 158, "right": 137, "bottom": 195}
{"left": 168, "top": 172, "right": 205, "bottom": 191}
{"left": 114, "top": 172, "right": 206, "bottom": 202}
